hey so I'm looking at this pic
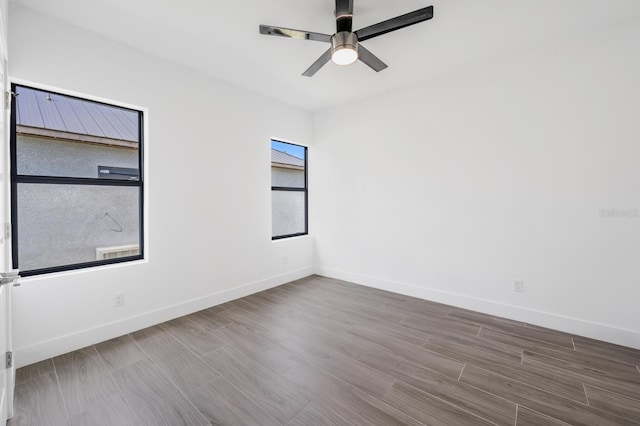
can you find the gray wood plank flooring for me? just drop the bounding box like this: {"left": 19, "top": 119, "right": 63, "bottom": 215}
{"left": 10, "top": 275, "right": 640, "bottom": 425}
{"left": 68, "top": 394, "right": 138, "bottom": 426}
{"left": 52, "top": 346, "right": 121, "bottom": 417}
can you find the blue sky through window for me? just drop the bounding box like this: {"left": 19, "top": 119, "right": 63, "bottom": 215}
{"left": 272, "top": 140, "right": 305, "bottom": 160}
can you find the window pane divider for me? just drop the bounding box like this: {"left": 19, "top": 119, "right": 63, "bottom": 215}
{"left": 271, "top": 186, "right": 306, "bottom": 192}
{"left": 16, "top": 175, "right": 142, "bottom": 187}
{"left": 272, "top": 232, "right": 307, "bottom": 240}
{"left": 19, "top": 255, "right": 144, "bottom": 278}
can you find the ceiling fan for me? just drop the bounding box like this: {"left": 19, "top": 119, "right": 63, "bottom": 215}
{"left": 259, "top": 0, "right": 434, "bottom": 77}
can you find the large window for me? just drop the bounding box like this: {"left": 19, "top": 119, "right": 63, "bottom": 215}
{"left": 10, "top": 84, "right": 144, "bottom": 276}
{"left": 271, "top": 140, "right": 307, "bottom": 239}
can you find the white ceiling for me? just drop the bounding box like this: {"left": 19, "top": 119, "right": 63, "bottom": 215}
{"left": 11, "top": 0, "right": 640, "bottom": 111}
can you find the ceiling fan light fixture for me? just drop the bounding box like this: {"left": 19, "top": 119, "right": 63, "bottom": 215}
{"left": 259, "top": 2, "right": 435, "bottom": 77}
{"left": 331, "top": 31, "right": 358, "bottom": 65}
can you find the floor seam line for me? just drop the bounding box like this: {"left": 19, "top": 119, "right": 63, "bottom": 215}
{"left": 128, "top": 330, "right": 211, "bottom": 424}
{"left": 50, "top": 355, "right": 71, "bottom": 423}
{"left": 583, "top": 383, "right": 590, "bottom": 406}
{"left": 399, "top": 380, "right": 502, "bottom": 426}
{"left": 95, "top": 339, "right": 144, "bottom": 425}
{"left": 457, "top": 363, "right": 466, "bottom": 381}
{"left": 468, "top": 364, "right": 590, "bottom": 406}
{"left": 518, "top": 405, "right": 574, "bottom": 426}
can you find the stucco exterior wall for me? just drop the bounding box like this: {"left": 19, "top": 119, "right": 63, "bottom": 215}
{"left": 272, "top": 190, "right": 305, "bottom": 237}
{"left": 16, "top": 135, "right": 140, "bottom": 271}
{"left": 18, "top": 184, "right": 140, "bottom": 271}
{"left": 17, "top": 134, "right": 138, "bottom": 178}
{"left": 271, "top": 167, "right": 304, "bottom": 187}
{"left": 271, "top": 166, "right": 305, "bottom": 236}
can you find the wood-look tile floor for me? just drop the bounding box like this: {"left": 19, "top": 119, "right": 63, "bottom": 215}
{"left": 9, "top": 275, "right": 640, "bottom": 425}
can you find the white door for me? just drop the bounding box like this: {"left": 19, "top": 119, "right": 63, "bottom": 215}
{"left": 0, "top": 0, "right": 14, "bottom": 421}
{"left": 0, "top": 279, "right": 9, "bottom": 423}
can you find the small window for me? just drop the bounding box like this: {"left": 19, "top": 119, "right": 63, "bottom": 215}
{"left": 271, "top": 140, "right": 307, "bottom": 239}
{"left": 10, "top": 84, "right": 144, "bottom": 276}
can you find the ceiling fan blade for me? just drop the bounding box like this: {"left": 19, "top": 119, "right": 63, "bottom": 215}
{"left": 335, "top": 0, "right": 353, "bottom": 33}
{"left": 355, "top": 6, "right": 433, "bottom": 42}
{"left": 259, "top": 25, "right": 331, "bottom": 43}
{"left": 302, "top": 49, "right": 332, "bottom": 77}
{"left": 358, "top": 45, "right": 388, "bottom": 72}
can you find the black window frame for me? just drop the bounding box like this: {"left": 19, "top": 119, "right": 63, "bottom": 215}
{"left": 10, "top": 83, "right": 145, "bottom": 277}
{"left": 271, "top": 140, "right": 308, "bottom": 240}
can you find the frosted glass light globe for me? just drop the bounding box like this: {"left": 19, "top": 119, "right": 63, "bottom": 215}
{"left": 331, "top": 46, "right": 358, "bottom": 65}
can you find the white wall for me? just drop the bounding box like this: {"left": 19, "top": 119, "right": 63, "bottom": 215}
{"left": 312, "top": 20, "right": 640, "bottom": 349}
{"left": 7, "top": 4, "right": 314, "bottom": 367}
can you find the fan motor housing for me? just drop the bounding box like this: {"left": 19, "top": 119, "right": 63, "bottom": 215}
{"left": 331, "top": 31, "right": 358, "bottom": 55}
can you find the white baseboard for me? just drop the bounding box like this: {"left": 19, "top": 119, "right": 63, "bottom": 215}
{"left": 15, "top": 267, "right": 314, "bottom": 368}
{"left": 315, "top": 267, "right": 640, "bottom": 350}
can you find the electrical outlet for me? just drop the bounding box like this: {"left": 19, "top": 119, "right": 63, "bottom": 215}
{"left": 114, "top": 293, "right": 125, "bottom": 307}
{"left": 514, "top": 280, "right": 524, "bottom": 293}
{"left": 4, "top": 223, "right": 11, "bottom": 240}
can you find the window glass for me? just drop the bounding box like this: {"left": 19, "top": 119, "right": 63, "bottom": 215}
{"left": 16, "top": 135, "right": 139, "bottom": 179}
{"left": 17, "top": 184, "right": 140, "bottom": 271}
{"left": 15, "top": 86, "right": 139, "bottom": 179}
{"left": 11, "top": 84, "right": 144, "bottom": 276}
{"left": 272, "top": 191, "right": 306, "bottom": 237}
